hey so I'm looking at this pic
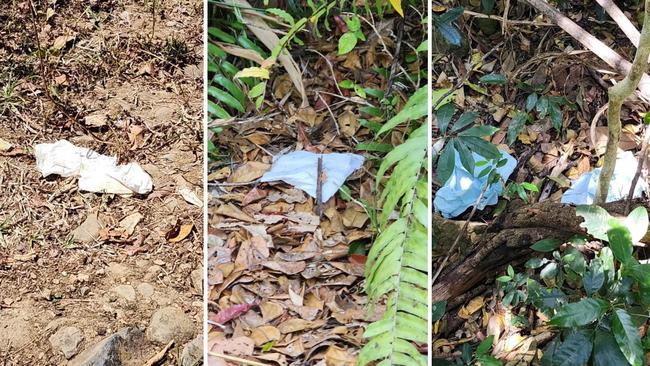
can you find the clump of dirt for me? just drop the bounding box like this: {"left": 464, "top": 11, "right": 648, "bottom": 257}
{"left": 0, "top": 0, "right": 203, "bottom": 364}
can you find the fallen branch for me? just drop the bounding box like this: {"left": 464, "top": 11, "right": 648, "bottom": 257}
{"left": 596, "top": 0, "right": 641, "bottom": 46}
{"left": 208, "top": 352, "right": 270, "bottom": 366}
{"left": 523, "top": 0, "right": 650, "bottom": 100}
{"left": 143, "top": 340, "right": 174, "bottom": 366}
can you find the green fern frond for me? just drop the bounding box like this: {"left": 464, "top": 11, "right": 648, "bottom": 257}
{"left": 359, "top": 99, "right": 428, "bottom": 366}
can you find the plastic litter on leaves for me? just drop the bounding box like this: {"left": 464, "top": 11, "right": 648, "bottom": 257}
{"left": 434, "top": 149, "right": 517, "bottom": 218}
{"left": 35, "top": 140, "right": 153, "bottom": 194}
{"left": 260, "top": 151, "right": 364, "bottom": 203}
{"left": 561, "top": 151, "right": 645, "bottom": 205}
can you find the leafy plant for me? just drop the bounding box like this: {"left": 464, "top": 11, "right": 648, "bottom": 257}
{"left": 338, "top": 14, "right": 366, "bottom": 55}
{"left": 359, "top": 87, "right": 428, "bottom": 366}
{"left": 433, "top": 7, "right": 464, "bottom": 46}
{"left": 502, "top": 181, "right": 539, "bottom": 203}
{"left": 433, "top": 335, "right": 502, "bottom": 366}
{"left": 517, "top": 206, "right": 650, "bottom": 365}
{"left": 435, "top": 102, "right": 501, "bottom": 184}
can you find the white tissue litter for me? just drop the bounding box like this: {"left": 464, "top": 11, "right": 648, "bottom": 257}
{"left": 35, "top": 140, "right": 153, "bottom": 194}
{"left": 561, "top": 151, "right": 645, "bottom": 205}
{"left": 434, "top": 149, "right": 517, "bottom": 218}
{"left": 260, "top": 151, "right": 364, "bottom": 202}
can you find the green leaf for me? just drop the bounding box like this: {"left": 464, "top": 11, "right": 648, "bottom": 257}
{"left": 552, "top": 332, "right": 593, "bottom": 366}
{"left": 436, "top": 103, "right": 455, "bottom": 134}
{"left": 624, "top": 206, "right": 649, "bottom": 243}
{"left": 612, "top": 309, "right": 644, "bottom": 366}
{"left": 356, "top": 142, "right": 393, "bottom": 153}
{"left": 507, "top": 111, "right": 528, "bottom": 145}
{"left": 594, "top": 328, "right": 631, "bottom": 366}
{"left": 531, "top": 238, "right": 562, "bottom": 252}
{"left": 476, "top": 335, "right": 494, "bottom": 356}
{"left": 208, "top": 86, "right": 245, "bottom": 113}
{"left": 536, "top": 96, "right": 549, "bottom": 117}
{"left": 460, "top": 136, "right": 500, "bottom": 160}
{"left": 584, "top": 259, "right": 604, "bottom": 296}
{"left": 208, "top": 27, "right": 236, "bottom": 43}
{"left": 607, "top": 223, "right": 634, "bottom": 264}
{"left": 453, "top": 138, "right": 474, "bottom": 174}
{"left": 576, "top": 205, "right": 611, "bottom": 241}
{"left": 451, "top": 111, "right": 479, "bottom": 132}
{"left": 549, "top": 298, "right": 608, "bottom": 327}
{"left": 266, "top": 8, "right": 295, "bottom": 25}
{"left": 476, "top": 355, "right": 501, "bottom": 366}
{"left": 479, "top": 73, "right": 507, "bottom": 85}
{"left": 526, "top": 93, "right": 538, "bottom": 112}
{"left": 339, "top": 79, "right": 355, "bottom": 89}
{"left": 458, "top": 125, "right": 499, "bottom": 137}
{"left": 549, "top": 101, "right": 562, "bottom": 130}
{"left": 338, "top": 32, "right": 357, "bottom": 55}
{"left": 432, "top": 300, "right": 447, "bottom": 322}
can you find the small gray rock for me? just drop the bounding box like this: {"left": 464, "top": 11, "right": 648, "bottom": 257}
{"left": 136, "top": 283, "right": 154, "bottom": 298}
{"left": 110, "top": 285, "right": 135, "bottom": 302}
{"left": 71, "top": 213, "right": 102, "bottom": 243}
{"left": 190, "top": 267, "right": 202, "bottom": 293}
{"left": 181, "top": 335, "right": 203, "bottom": 366}
{"left": 69, "top": 327, "right": 143, "bottom": 366}
{"left": 49, "top": 326, "right": 83, "bottom": 359}
{"left": 146, "top": 306, "right": 194, "bottom": 344}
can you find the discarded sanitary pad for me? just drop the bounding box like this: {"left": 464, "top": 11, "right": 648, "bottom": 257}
{"left": 561, "top": 151, "right": 645, "bottom": 205}
{"left": 260, "top": 151, "right": 364, "bottom": 202}
{"left": 35, "top": 140, "right": 153, "bottom": 194}
{"left": 434, "top": 149, "right": 516, "bottom": 218}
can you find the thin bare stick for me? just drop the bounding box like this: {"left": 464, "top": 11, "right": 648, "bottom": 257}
{"left": 625, "top": 125, "right": 650, "bottom": 214}
{"left": 524, "top": 0, "right": 650, "bottom": 100}
{"left": 596, "top": 0, "right": 640, "bottom": 46}
{"left": 307, "top": 49, "right": 343, "bottom": 96}
{"left": 463, "top": 10, "right": 554, "bottom": 26}
{"left": 315, "top": 155, "right": 324, "bottom": 218}
{"left": 597, "top": 0, "right": 650, "bottom": 204}
{"left": 432, "top": 184, "right": 488, "bottom": 286}
{"left": 208, "top": 352, "right": 270, "bottom": 366}
{"left": 143, "top": 340, "right": 173, "bottom": 366}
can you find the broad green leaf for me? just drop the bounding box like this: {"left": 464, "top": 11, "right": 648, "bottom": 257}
{"left": 607, "top": 223, "right": 633, "bottom": 264}
{"left": 453, "top": 138, "right": 474, "bottom": 173}
{"left": 576, "top": 205, "right": 611, "bottom": 241}
{"left": 479, "top": 73, "right": 507, "bottom": 85}
{"left": 437, "top": 22, "right": 461, "bottom": 46}
{"left": 208, "top": 27, "right": 236, "bottom": 43}
{"left": 436, "top": 142, "right": 455, "bottom": 184}
{"left": 531, "top": 238, "right": 562, "bottom": 252}
{"left": 507, "top": 111, "right": 528, "bottom": 145}
{"left": 458, "top": 125, "right": 499, "bottom": 137}
{"left": 208, "top": 86, "right": 245, "bottom": 113}
{"left": 356, "top": 142, "right": 393, "bottom": 153}
{"left": 432, "top": 301, "right": 446, "bottom": 321}
{"left": 536, "top": 96, "right": 549, "bottom": 117}
{"left": 526, "top": 93, "right": 538, "bottom": 112}
{"left": 552, "top": 332, "right": 592, "bottom": 366}
{"left": 594, "top": 328, "right": 631, "bottom": 366}
{"left": 624, "top": 206, "right": 648, "bottom": 243}
{"left": 438, "top": 7, "right": 464, "bottom": 23}
{"left": 612, "top": 309, "right": 643, "bottom": 366}
{"left": 476, "top": 335, "right": 494, "bottom": 356}
{"left": 249, "top": 82, "right": 266, "bottom": 99}
{"left": 339, "top": 79, "right": 355, "bottom": 89}
{"left": 460, "top": 136, "right": 500, "bottom": 160}
{"left": 338, "top": 32, "right": 357, "bottom": 55}
{"left": 436, "top": 103, "right": 455, "bottom": 134}
{"left": 549, "top": 101, "right": 562, "bottom": 130}
{"left": 266, "top": 8, "right": 295, "bottom": 25}
{"left": 584, "top": 259, "right": 604, "bottom": 295}
{"left": 549, "top": 298, "right": 608, "bottom": 327}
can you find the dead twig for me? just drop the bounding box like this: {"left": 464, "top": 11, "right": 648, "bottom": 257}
{"left": 315, "top": 155, "right": 324, "bottom": 218}
{"left": 208, "top": 352, "right": 270, "bottom": 366}
{"left": 626, "top": 125, "right": 650, "bottom": 214}
{"left": 143, "top": 340, "right": 173, "bottom": 366}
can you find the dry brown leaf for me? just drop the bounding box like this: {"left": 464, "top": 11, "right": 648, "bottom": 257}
{"left": 262, "top": 260, "right": 306, "bottom": 275}
{"left": 260, "top": 301, "right": 284, "bottom": 323}
{"left": 339, "top": 110, "right": 359, "bottom": 137}
{"left": 119, "top": 212, "right": 143, "bottom": 236}
{"left": 324, "top": 345, "right": 357, "bottom": 366}
{"left": 52, "top": 35, "right": 75, "bottom": 50}
{"left": 168, "top": 224, "right": 193, "bottom": 243}
{"left": 208, "top": 167, "right": 231, "bottom": 181}
{"left": 84, "top": 113, "right": 108, "bottom": 127}
{"left": 229, "top": 162, "right": 270, "bottom": 183}
{"left": 277, "top": 318, "right": 323, "bottom": 333}
{"left": 215, "top": 203, "right": 256, "bottom": 222}
{"left": 215, "top": 41, "right": 265, "bottom": 64}
{"left": 458, "top": 296, "right": 484, "bottom": 319}
{"left": 250, "top": 325, "right": 281, "bottom": 346}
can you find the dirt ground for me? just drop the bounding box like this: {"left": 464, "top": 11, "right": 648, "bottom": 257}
{"left": 0, "top": 0, "right": 203, "bottom": 364}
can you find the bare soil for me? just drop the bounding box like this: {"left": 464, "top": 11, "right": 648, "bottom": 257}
{"left": 0, "top": 0, "right": 203, "bottom": 364}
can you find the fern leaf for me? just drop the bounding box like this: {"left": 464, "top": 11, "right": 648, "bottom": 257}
{"left": 360, "top": 96, "right": 428, "bottom": 366}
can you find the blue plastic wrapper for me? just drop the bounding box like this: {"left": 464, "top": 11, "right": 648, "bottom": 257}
{"left": 260, "top": 151, "right": 365, "bottom": 203}
{"left": 434, "top": 148, "right": 517, "bottom": 218}
{"left": 561, "top": 151, "right": 645, "bottom": 204}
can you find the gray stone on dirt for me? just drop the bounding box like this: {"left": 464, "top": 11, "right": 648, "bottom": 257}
{"left": 190, "top": 267, "right": 202, "bottom": 293}
{"left": 146, "top": 306, "right": 194, "bottom": 344}
{"left": 106, "top": 262, "right": 130, "bottom": 278}
{"left": 69, "top": 327, "right": 143, "bottom": 366}
{"left": 136, "top": 283, "right": 154, "bottom": 298}
{"left": 111, "top": 285, "right": 135, "bottom": 302}
{"left": 181, "top": 335, "right": 203, "bottom": 366}
{"left": 49, "top": 326, "right": 83, "bottom": 359}
{"left": 71, "top": 213, "right": 103, "bottom": 243}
